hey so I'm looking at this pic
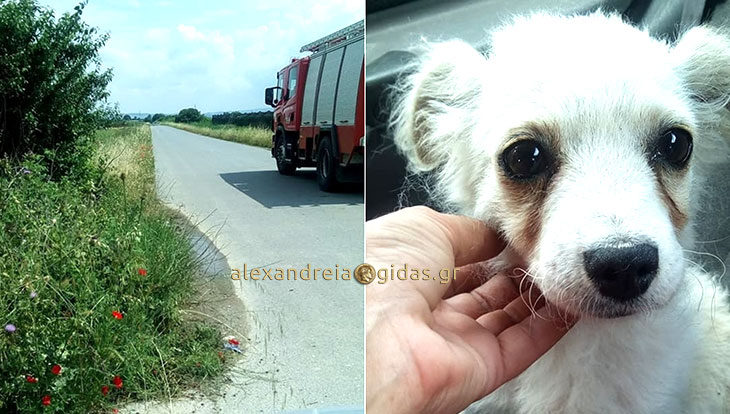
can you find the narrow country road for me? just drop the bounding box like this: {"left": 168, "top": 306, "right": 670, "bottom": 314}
{"left": 128, "top": 125, "right": 364, "bottom": 413}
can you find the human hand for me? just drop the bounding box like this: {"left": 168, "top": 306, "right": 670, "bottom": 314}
{"left": 365, "top": 206, "right": 576, "bottom": 414}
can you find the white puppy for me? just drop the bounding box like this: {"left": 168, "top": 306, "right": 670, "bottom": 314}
{"left": 391, "top": 11, "right": 730, "bottom": 414}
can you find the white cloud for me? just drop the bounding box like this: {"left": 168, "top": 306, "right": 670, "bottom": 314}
{"left": 145, "top": 28, "right": 172, "bottom": 43}
{"left": 48, "top": 0, "right": 363, "bottom": 113}
{"left": 177, "top": 24, "right": 205, "bottom": 41}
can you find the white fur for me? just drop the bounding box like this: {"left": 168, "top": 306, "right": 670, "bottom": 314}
{"left": 391, "top": 11, "right": 730, "bottom": 414}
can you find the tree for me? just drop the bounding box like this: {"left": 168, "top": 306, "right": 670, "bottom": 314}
{"left": 175, "top": 108, "right": 202, "bottom": 123}
{"left": 0, "top": 0, "right": 112, "bottom": 176}
{"left": 211, "top": 111, "right": 273, "bottom": 128}
{"left": 97, "top": 102, "right": 123, "bottom": 127}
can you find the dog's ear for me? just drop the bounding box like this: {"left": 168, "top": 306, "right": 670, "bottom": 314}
{"left": 391, "top": 40, "right": 488, "bottom": 171}
{"left": 671, "top": 26, "right": 730, "bottom": 105}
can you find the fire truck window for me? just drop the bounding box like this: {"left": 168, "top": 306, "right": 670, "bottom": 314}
{"left": 301, "top": 55, "right": 322, "bottom": 125}
{"left": 288, "top": 67, "right": 298, "bottom": 99}
{"left": 276, "top": 72, "right": 283, "bottom": 101}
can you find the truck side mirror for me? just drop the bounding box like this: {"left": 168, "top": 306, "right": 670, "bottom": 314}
{"left": 265, "top": 87, "right": 277, "bottom": 107}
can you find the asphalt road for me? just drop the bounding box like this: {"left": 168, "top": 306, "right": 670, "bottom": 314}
{"left": 128, "top": 126, "right": 364, "bottom": 413}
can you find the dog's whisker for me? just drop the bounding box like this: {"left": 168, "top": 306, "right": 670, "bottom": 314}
{"left": 692, "top": 234, "right": 730, "bottom": 244}
{"left": 683, "top": 248, "right": 727, "bottom": 282}
{"left": 511, "top": 266, "right": 550, "bottom": 321}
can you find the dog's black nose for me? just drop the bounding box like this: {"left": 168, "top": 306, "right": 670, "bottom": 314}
{"left": 583, "top": 243, "right": 658, "bottom": 301}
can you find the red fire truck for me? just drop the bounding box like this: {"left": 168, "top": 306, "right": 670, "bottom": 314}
{"left": 265, "top": 21, "right": 364, "bottom": 192}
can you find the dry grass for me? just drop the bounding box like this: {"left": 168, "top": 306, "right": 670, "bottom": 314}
{"left": 96, "top": 124, "right": 155, "bottom": 199}
{"left": 163, "top": 122, "right": 272, "bottom": 148}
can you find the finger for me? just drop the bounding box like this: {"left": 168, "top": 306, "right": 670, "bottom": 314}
{"left": 443, "top": 262, "right": 492, "bottom": 299}
{"left": 366, "top": 207, "right": 504, "bottom": 311}
{"left": 491, "top": 307, "right": 577, "bottom": 390}
{"left": 475, "top": 287, "right": 544, "bottom": 334}
{"left": 439, "top": 274, "right": 520, "bottom": 319}
{"left": 431, "top": 210, "right": 505, "bottom": 268}
{"left": 428, "top": 304, "right": 576, "bottom": 411}
{"left": 407, "top": 209, "right": 505, "bottom": 309}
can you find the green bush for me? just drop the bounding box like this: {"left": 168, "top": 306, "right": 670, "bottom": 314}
{"left": 151, "top": 113, "right": 166, "bottom": 123}
{"left": 174, "top": 108, "right": 202, "bottom": 123}
{"left": 0, "top": 126, "right": 225, "bottom": 413}
{"left": 0, "top": 0, "right": 112, "bottom": 178}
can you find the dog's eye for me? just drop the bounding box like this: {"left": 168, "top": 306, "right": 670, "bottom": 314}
{"left": 502, "top": 140, "right": 548, "bottom": 179}
{"left": 654, "top": 128, "right": 692, "bottom": 168}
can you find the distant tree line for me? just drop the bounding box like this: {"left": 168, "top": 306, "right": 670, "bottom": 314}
{"left": 138, "top": 109, "right": 274, "bottom": 129}
{"left": 141, "top": 113, "right": 171, "bottom": 123}
{"left": 212, "top": 111, "right": 272, "bottom": 129}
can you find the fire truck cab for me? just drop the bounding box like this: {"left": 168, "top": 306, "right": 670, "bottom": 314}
{"left": 265, "top": 21, "right": 364, "bottom": 192}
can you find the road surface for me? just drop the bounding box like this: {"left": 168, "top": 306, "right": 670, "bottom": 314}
{"left": 127, "top": 126, "right": 364, "bottom": 413}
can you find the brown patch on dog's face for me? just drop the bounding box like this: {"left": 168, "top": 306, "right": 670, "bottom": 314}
{"left": 495, "top": 121, "right": 561, "bottom": 256}
{"left": 647, "top": 123, "right": 693, "bottom": 233}
{"left": 654, "top": 170, "right": 689, "bottom": 231}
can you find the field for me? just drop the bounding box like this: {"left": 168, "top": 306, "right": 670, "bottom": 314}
{"left": 0, "top": 125, "right": 228, "bottom": 413}
{"left": 162, "top": 119, "right": 272, "bottom": 148}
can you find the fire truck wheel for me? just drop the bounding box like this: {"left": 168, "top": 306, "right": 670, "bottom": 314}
{"left": 317, "top": 137, "right": 339, "bottom": 192}
{"left": 275, "top": 134, "right": 296, "bottom": 176}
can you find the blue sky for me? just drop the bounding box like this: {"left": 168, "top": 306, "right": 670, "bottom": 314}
{"left": 46, "top": 0, "right": 364, "bottom": 114}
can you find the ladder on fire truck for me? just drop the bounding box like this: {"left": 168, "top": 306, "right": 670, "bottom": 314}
{"left": 299, "top": 20, "right": 364, "bottom": 54}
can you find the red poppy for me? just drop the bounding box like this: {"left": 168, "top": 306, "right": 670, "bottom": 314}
{"left": 112, "top": 375, "right": 123, "bottom": 389}
{"left": 112, "top": 311, "right": 123, "bottom": 320}
{"left": 41, "top": 395, "right": 51, "bottom": 406}
{"left": 228, "top": 338, "right": 240, "bottom": 346}
{"left": 26, "top": 375, "right": 37, "bottom": 383}
{"left": 138, "top": 268, "right": 147, "bottom": 276}
{"left": 101, "top": 385, "right": 109, "bottom": 396}
{"left": 51, "top": 364, "right": 62, "bottom": 375}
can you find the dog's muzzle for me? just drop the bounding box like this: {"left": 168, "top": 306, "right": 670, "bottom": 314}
{"left": 583, "top": 243, "right": 659, "bottom": 301}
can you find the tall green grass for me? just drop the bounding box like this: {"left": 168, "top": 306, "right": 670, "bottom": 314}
{"left": 162, "top": 120, "right": 272, "bottom": 148}
{"left": 0, "top": 125, "right": 226, "bottom": 413}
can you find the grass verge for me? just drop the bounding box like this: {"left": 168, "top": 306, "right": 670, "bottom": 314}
{"left": 161, "top": 121, "right": 271, "bottom": 148}
{"left": 0, "top": 125, "right": 227, "bottom": 413}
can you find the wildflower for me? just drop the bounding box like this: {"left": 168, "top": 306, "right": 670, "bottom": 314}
{"left": 101, "top": 385, "right": 109, "bottom": 396}
{"left": 113, "top": 409, "right": 119, "bottom": 414}
{"left": 4, "top": 324, "right": 16, "bottom": 333}
{"left": 30, "top": 291, "right": 37, "bottom": 299}
{"left": 112, "top": 311, "right": 123, "bottom": 320}
{"left": 112, "top": 375, "right": 123, "bottom": 389}
{"left": 26, "top": 375, "right": 38, "bottom": 383}
{"left": 41, "top": 395, "right": 51, "bottom": 406}
{"left": 51, "top": 364, "right": 62, "bottom": 375}
{"left": 138, "top": 268, "right": 147, "bottom": 276}
{"left": 21, "top": 167, "right": 31, "bottom": 175}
